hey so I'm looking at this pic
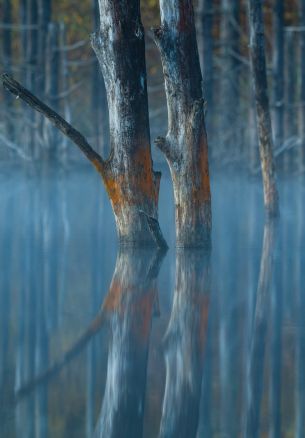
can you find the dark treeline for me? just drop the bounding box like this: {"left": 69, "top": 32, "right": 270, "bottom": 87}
{"left": 0, "top": 0, "right": 304, "bottom": 173}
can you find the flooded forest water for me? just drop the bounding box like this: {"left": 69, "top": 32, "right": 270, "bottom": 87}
{"left": 0, "top": 163, "right": 304, "bottom": 438}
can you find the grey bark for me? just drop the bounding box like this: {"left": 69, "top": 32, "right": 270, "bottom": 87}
{"left": 154, "top": 0, "right": 212, "bottom": 248}
{"left": 91, "top": 0, "right": 166, "bottom": 247}
{"left": 248, "top": 0, "right": 279, "bottom": 217}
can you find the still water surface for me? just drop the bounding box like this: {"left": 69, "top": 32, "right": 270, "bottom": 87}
{"left": 0, "top": 164, "right": 304, "bottom": 437}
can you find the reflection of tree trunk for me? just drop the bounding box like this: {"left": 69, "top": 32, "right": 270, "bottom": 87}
{"left": 159, "top": 250, "right": 211, "bottom": 438}
{"left": 153, "top": 0, "right": 212, "bottom": 248}
{"left": 94, "top": 249, "right": 161, "bottom": 438}
{"left": 295, "top": 175, "right": 304, "bottom": 438}
{"left": 243, "top": 219, "right": 278, "bottom": 438}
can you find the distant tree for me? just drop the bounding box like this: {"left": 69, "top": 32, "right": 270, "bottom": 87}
{"left": 300, "top": 0, "right": 305, "bottom": 166}
{"left": 197, "top": 0, "right": 214, "bottom": 142}
{"left": 247, "top": 0, "right": 279, "bottom": 217}
{"left": 2, "top": 0, "right": 13, "bottom": 139}
{"left": 272, "top": 0, "right": 285, "bottom": 150}
{"left": 219, "top": 0, "right": 241, "bottom": 159}
{"left": 154, "top": 0, "right": 212, "bottom": 248}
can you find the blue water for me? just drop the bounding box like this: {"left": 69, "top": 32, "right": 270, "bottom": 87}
{"left": 0, "top": 163, "right": 304, "bottom": 437}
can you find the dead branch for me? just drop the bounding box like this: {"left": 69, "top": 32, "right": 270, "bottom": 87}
{"left": 1, "top": 73, "right": 105, "bottom": 174}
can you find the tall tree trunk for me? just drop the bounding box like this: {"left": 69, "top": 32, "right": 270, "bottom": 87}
{"left": 91, "top": 0, "right": 166, "bottom": 247}
{"left": 197, "top": 0, "right": 214, "bottom": 145}
{"left": 2, "top": 0, "right": 14, "bottom": 141}
{"left": 285, "top": 29, "right": 297, "bottom": 172}
{"left": 272, "top": 0, "right": 285, "bottom": 149}
{"left": 220, "top": 0, "right": 241, "bottom": 160}
{"left": 247, "top": 0, "right": 279, "bottom": 217}
{"left": 153, "top": 0, "right": 212, "bottom": 248}
{"left": 299, "top": 0, "right": 305, "bottom": 167}
{"left": 27, "top": 0, "right": 39, "bottom": 156}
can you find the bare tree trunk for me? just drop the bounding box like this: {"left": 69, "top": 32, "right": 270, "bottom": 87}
{"left": 272, "top": 0, "right": 285, "bottom": 150}
{"left": 285, "top": 29, "right": 297, "bottom": 172}
{"left": 299, "top": 0, "right": 305, "bottom": 167}
{"left": 220, "top": 0, "right": 241, "bottom": 159}
{"left": 2, "top": 0, "right": 14, "bottom": 141}
{"left": 197, "top": 0, "right": 214, "bottom": 144}
{"left": 92, "top": 0, "right": 166, "bottom": 247}
{"left": 247, "top": 0, "right": 279, "bottom": 217}
{"left": 27, "top": 0, "right": 39, "bottom": 156}
{"left": 45, "top": 22, "right": 60, "bottom": 155}
{"left": 153, "top": 0, "right": 212, "bottom": 248}
{"left": 2, "top": 5, "right": 167, "bottom": 249}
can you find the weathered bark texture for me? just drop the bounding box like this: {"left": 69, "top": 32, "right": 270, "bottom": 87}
{"left": 243, "top": 219, "right": 278, "bottom": 438}
{"left": 159, "top": 250, "right": 210, "bottom": 437}
{"left": 94, "top": 249, "right": 161, "bottom": 438}
{"left": 2, "top": 4, "right": 168, "bottom": 250}
{"left": 272, "top": 0, "right": 285, "bottom": 149}
{"left": 300, "top": 0, "right": 305, "bottom": 166}
{"left": 197, "top": 0, "right": 214, "bottom": 138}
{"left": 248, "top": 0, "right": 279, "bottom": 218}
{"left": 91, "top": 0, "right": 165, "bottom": 247}
{"left": 154, "top": 0, "right": 212, "bottom": 248}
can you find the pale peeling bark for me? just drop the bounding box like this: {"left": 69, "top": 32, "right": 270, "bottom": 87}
{"left": 159, "top": 250, "right": 210, "bottom": 437}
{"left": 248, "top": 0, "right": 279, "bottom": 218}
{"left": 94, "top": 249, "right": 161, "bottom": 438}
{"left": 91, "top": 0, "right": 164, "bottom": 247}
{"left": 153, "top": 0, "right": 212, "bottom": 248}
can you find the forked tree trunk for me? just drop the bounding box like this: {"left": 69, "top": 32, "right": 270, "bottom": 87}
{"left": 248, "top": 0, "right": 279, "bottom": 217}
{"left": 153, "top": 0, "right": 212, "bottom": 248}
{"left": 91, "top": 0, "right": 165, "bottom": 247}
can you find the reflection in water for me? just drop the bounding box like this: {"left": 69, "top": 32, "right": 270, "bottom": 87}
{"left": 1, "top": 168, "right": 305, "bottom": 437}
{"left": 159, "top": 250, "right": 211, "bottom": 438}
{"left": 94, "top": 249, "right": 163, "bottom": 438}
{"left": 244, "top": 219, "right": 278, "bottom": 438}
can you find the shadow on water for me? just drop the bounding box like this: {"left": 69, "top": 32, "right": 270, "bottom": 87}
{"left": 0, "top": 165, "right": 305, "bottom": 437}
